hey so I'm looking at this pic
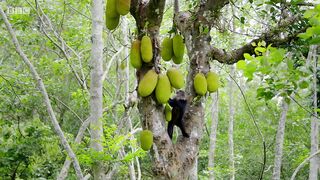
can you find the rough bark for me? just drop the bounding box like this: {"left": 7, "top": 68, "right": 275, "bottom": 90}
{"left": 309, "top": 45, "right": 319, "bottom": 180}
{"left": 208, "top": 93, "right": 219, "bottom": 180}
{"left": 272, "top": 99, "right": 289, "bottom": 180}
{"left": 228, "top": 65, "right": 235, "bottom": 180}
{"left": 0, "top": 7, "right": 84, "bottom": 180}
{"left": 90, "top": 0, "right": 105, "bottom": 179}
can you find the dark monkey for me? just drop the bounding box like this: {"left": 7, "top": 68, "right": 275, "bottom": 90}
{"left": 167, "top": 90, "right": 190, "bottom": 139}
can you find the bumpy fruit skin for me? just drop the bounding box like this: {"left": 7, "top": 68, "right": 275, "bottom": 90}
{"left": 172, "top": 55, "right": 183, "bottom": 64}
{"left": 140, "top": 35, "right": 153, "bottom": 63}
{"left": 194, "top": 73, "right": 207, "bottom": 95}
{"left": 155, "top": 74, "right": 171, "bottom": 104}
{"left": 130, "top": 40, "right": 142, "bottom": 69}
{"left": 106, "top": 0, "right": 119, "bottom": 18}
{"left": 106, "top": 15, "right": 120, "bottom": 30}
{"left": 161, "top": 37, "right": 173, "bottom": 61}
{"left": 206, "top": 72, "right": 219, "bottom": 93}
{"left": 172, "top": 34, "right": 185, "bottom": 58}
{"left": 138, "top": 69, "right": 158, "bottom": 97}
{"left": 140, "top": 130, "right": 153, "bottom": 151}
{"left": 165, "top": 104, "right": 172, "bottom": 122}
{"left": 116, "top": 0, "right": 130, "bottom": 15}
{"left": 167, "top": 68, "right": 184, "bottom": 89}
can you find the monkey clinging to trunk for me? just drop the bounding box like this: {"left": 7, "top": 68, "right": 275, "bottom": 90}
{"left": 167, "top": 90, "right": 190, "bottom": 139}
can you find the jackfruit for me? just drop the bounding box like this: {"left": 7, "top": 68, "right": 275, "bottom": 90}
{"left": 106, "top": 0, "right": 119, "bottom": 18}
{"left": 138, "top": 69, "right": 158, "bottom": 97}
{"left": 167, "top": 68, "right": 184, "bottom": 89}
{"left": 206, "top": 72, "right": 219, "bottom": 93}
{"left": 106, "top": 14, "right": 120, "bottom": 30}
{"left": 172, "top": 55, "right": 183, "bottom": 64}
{"left": 141, "top": 35, "right": 153, "bottom": 63}
{"left": 130, "top": 40, "right": 142, "bottom": 69}
{"left": 116, "top": 0, "right": 130, "bottom": 15}
{"left": 161, "top": 37, "right": 173, "bottom": 61}
{"left": 194, "top": 73, "right": 207, "bottom": 95}
{"left": 165, "top": 104, "right": 172, "bottom": 122}
{"left": 172, "top": 34, "right": 185, "bottom": 58}
{"left": 155, "top": 74, "right": 171, "bottom": 104}
{"left": 140, "top": 130, "right": 153, "bottom": 151}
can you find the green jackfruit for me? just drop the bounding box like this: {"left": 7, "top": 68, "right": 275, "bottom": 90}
{"left": 172, "top": 34, "right": 185, "bottom": 58}
{"left": 194, "top": 73, "right": 207, "bottom": 95}
{"left": 106, "top": 14, "right": 120, "bottom": 30}
{"left": 155, "top": 74, "right": 171, "bottom": 104}
{"left": 172, "top": 55, "right": 183, "bottom": 64}
{"left": 167, "top": 68, "right": 184, "bottom": 89}
{"left": 206, "top": 72, "right": 219, "bottom": 93}
{"left": 106, "top": 0, "right": 119, "bottom": 18}
{"left": 141, "top": 35, "right": 153, "bottom": 63}
{"left": 130, "top": 40, "right": 142, "bottom": 69}
{"left": 140, "top": 130, "right": 153, "bottom": 151}
{"left": 165, "top": 104, "right": 172, "bottom": 122}
{"left": 116, "top": 0, "right": 130, "bottom": 15}
{"left": 161, "top": 37, "right": 173, "bottom": 61}
{"left": 138, "top": 69, "right": 158, "bottom": 97}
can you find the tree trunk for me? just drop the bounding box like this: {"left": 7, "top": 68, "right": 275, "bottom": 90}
{"left": 90, "top": 0, "right": 105, "bottom": 179}
{"left": 123, "top": 16, "right": 136, "bottom": 180}
{"left": 189, "top": 156, "right": 198, "bottom": 180}
{"left": 309, "top": 45, "right": 319, "bottom": 180}
{"left": 208, "top": 92, "right": 219, "bottom": 180}
{"left": 228, "top": 65, "right": 235, "bottom": 180}
{"left": 272, "top": 99, "right": 289, "bottom": 180}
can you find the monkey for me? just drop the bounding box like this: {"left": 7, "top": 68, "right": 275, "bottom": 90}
{"left": 167, "top": 90, "right": 190, "bottom": 139}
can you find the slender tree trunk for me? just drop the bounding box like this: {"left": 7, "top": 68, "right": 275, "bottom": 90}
{"left": 90, "top": 0, "right": 105, "bottom": 179}
{"left": 272, "top": 99, "right": 289, "bottom": 180}
{"left": 0, "top": 7, "right": 84, "bottom": 180}
{"left": 228, "top": 65, "right": 235, "bottom": 180}
{"left": 208, "top": 92, "right": 219, "bottom": 180}
{"left": 122, "top": 17, "right": 136, "bottom": 180}
{"left": 309, "top": 45, "right": 319, "bottom": 180}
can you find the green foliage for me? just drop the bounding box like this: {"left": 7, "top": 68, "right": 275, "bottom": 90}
{"left": 237, "top": 42, "right": 309, "bottom": 101}
{"left": 298, "top": 4, "right": 320, "bottom": 44}
{"left": 0, "top": 119, "right": 63, "bottom": 179}
{"left": 77, "top": 124, "right": 145, "bottom": 167}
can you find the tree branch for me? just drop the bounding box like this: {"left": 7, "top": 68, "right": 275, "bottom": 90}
{"left": 57, "top": 117, "right": 91, "bottom": 180}
{"left": 199, "top": 0, "right": 229, "bottom": 12}
{"left": 210, "top": 14, "right": 308, "bottom": 64}
{"left": 291, "top": 149, "right": 320, "bottom": 180}
{"left": 0, "top": 7, "right": 84, "bottom": 180}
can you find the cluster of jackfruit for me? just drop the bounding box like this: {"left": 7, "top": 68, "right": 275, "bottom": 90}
{"left": 130, "top": 35, "right": 153, "bottom": 68}
{"left": 106, "top": 0, "right": 131, "bottom": 30}
{"left": 161, "top": 34, "right": 185, "bottom": 64}
{"left": 137, "top": 68, "right": 185, "bottom": 104}
{"left": 139, "top": 130, "right": 153, "bottom": 151}
{"left": 193, "top": 71, "right": 220, "bottom": 96}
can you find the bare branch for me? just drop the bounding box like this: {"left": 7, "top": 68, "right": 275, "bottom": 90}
{"left": 0, "top": 7, "right": 84, "bottom": 180}
{"left": 57, "top": 117, "right": 91, "bottom": 180}
{"left": 210, "top": 14, "right": 308, "bottom": 64}
{"left": 291, "top": 149, "right": 320, "bottom": 180}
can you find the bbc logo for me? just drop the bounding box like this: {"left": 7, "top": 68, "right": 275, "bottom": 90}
{"left": 7, "top": 6, "right": 30, "bottom": 15}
